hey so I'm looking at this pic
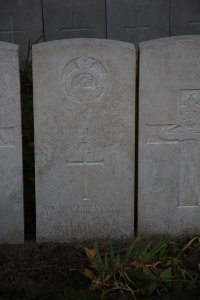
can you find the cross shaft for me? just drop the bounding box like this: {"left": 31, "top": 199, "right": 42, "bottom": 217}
{"left": 125, "top": 10, "right": 150, "bottom": 40}
{"left": 0, "top": 16, "right": 24, "bottom": 43}
{"left": 61, "top": 13, "right": 88, "bottom": 37}
{"left": 66, "top": 142, "right": 104, "bottom": 201}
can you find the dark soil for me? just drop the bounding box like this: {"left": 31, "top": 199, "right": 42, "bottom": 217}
{"left": 0, "top": 242, "right": 90, "bottom": 300}
{"left": 0, "top": 242, "right": 199, "bottom": 300}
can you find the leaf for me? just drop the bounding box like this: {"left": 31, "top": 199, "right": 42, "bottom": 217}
{"left": 83, "top": 268, "right": 94, "bottom": 281}
{"left": 122, "top": 237, "right": 140, "bottom": 266}
{"left": 84, "top": 247, "right": 96, "bottom": 259}
{"left": 129, "top": 260, "right": 147, "bottom": 270}
{"left": 104, "top": 249, "right": 109, "bottom": 271}
{"left": 109, "top": 246, "right": 116, "bottom": 264}
{"left": 91, "top": 275, "right": 101, "bottom": 290}
{"left": 148, "top": 282, "right": 159, "bottom": 295}
{"left": 122, "top": 237, "right": 150, "bottom": 266}
{"left": 178, "top": 267, "right": 188, "bottom": 280}
{"left": 94, "top": 243, "right": 104, "bottom": 267}
{"left": 160, "top": 267, "right": 172, "bottom": 282}
{"left": 139, "top": 241, "right": 152, "bottom": 262}
{"left": 123, "top": 271, "right": 136, "bottom": 287}
{"left": 128, "top": 269, "right": 153, "bottom": 281}
{"left": 125, "top": 283, "right": 137, "bottom": 299}
{"left": 182, "top": 236, "right": 200, "bottom": 252}
{"left": 143, "top": 241, "right": 168, "bottom": 263}
{"left": 104, "top": 273, "right": 113, "bottom": 283}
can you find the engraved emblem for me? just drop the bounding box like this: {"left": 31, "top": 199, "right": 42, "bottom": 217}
{"left": 146, "top": 90, "right": 200, "bottom": 207}
{"left": 160, "top": 91, "right": 200, "bottom": 141}
{"left": 61, "top": 57, "right": 107, "bottom": 103}
{"left": 159, "top": 90, "right": 200, "bottom": 207}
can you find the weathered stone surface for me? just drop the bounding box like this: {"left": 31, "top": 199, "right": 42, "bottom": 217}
{"left": 0, "top": 42, "right": 24, "bottom": 243}
{"left": 43, "top": 0, "right": 106, "bottom": 41}
{"left": 33, "top": 39, "right": 135, "bottom": 242}
{"left": 138, "top": 36, "right": 200, "bottom": 237}
{"left": 171, "top": 0, "right": 200, "bottom": 36}
{"left": 107, "top": 0, "right": 169, "bottom": 44}
{"left": 0, "top": 0, "right": 43, "bottom": 60}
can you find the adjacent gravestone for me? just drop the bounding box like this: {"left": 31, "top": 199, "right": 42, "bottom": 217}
{"left": 0, "top": 42, "right": 24, "bottom": 243}
{"left": 171, "top": 0, "right": 200, "bottom": 36}
{"left": 138, "top": 36, "right": 200, "bottom": 236}
{"left": 43, "top": 0, "right": 106, "bottom": 41}
{"left": 33, "top": 39, "right": 135, "bottom": 242}
{"left": 107, "top": 0, "right": 169, "bottom": 44}
{"left": 0, "top": 0, "right": 43, "bottom": 60}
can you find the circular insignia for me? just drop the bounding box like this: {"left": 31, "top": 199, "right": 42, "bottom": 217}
{"left": 61, "top": 57, "right": 107, "bottom": 103}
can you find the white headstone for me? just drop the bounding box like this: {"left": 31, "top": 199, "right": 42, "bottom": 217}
{"left": 33, "top": 39, "right": 136, "bottom": 242}
{"left": 138, "top": 36, "right": 200, "bottom": 236}
{"left": 0, "top": 42, "right": 24, "bottom": 243}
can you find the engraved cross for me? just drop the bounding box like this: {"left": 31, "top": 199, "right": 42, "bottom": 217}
{"left": 146, "top": 90, "right": 200, "bottom": 207}
{"left": 125, "top": 10, "right": 150, "bottom": 41}
{"left": 189, "top": 20, "right": 200, "bottom": 28}
{"left": 0, "top": 16, "right": 24, "bottom": 43}
{"left": 61, "top": 13, "right": 88, "bottom": 38}
{"left": 66, "top": 142, "right": 104, "bottom": 201}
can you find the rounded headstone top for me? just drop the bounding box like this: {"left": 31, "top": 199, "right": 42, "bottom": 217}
{"left": 0, "top": 41, "right": 18, "bottom": 51}
{"left": 139, "top": 35, "right": 200, "bottom": 50}
{"left": 32, "top": 38, "right": 135, "bottom": 52}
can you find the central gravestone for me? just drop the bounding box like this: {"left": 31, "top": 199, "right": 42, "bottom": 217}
{"left": 33, "top": 39, "right": 135, "bottom": 242}
{"left": 138, "top": 36, "right": 200, "bottom": 236}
